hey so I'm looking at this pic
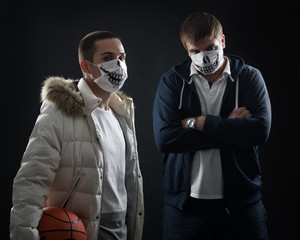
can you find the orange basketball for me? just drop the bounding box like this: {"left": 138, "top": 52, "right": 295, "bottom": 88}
{"left": 37, "top": 206, "right": 87, "bottom": 240}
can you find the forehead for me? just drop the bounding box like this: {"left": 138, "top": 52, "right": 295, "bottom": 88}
{"left": 185, "top": 37, "right": 220, "bottom": 50}
{"left": 94, "top": 38, "right": 124, "bottom": 55}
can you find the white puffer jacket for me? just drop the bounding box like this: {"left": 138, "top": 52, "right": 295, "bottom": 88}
{"left": 10, "top": 77, "right": 144, "bottom": 240}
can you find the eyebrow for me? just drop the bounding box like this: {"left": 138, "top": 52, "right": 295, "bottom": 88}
{"left": 101, "top": 51, "right": 126, "bottom": 56}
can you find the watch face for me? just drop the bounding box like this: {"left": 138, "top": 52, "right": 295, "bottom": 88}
{"left": 188, "top": 118, "right": 196, "bottom": 128}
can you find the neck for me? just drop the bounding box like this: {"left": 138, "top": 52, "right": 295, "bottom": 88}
{"left": 84, "top": 77, "right": 112, "bottom": 110}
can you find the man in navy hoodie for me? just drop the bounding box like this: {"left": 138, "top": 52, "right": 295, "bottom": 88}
{"left": 153, "top": 12, "right": 271, "bottom": 240}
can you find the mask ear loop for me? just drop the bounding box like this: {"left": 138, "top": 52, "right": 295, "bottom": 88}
{"left": 84, "top": 60, "right": 100, "bottom": 80}
{"left": 85, "top": 60, "right": 97, "bottom": 66}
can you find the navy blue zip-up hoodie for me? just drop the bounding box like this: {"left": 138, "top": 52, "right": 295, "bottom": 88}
{"left": 153, "top": 55, "right": 271, "bottom": 211}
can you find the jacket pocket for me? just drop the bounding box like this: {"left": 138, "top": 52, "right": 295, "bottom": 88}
{"left": 61, "top": 175, "right": 82, "bottom": 208}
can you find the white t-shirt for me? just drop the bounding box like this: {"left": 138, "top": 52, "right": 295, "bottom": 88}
{"left": 91, "top": 107, "right": 127, "bottom": 213}
{"left": 189, "top": 58, "right": 233, "bottom": 199}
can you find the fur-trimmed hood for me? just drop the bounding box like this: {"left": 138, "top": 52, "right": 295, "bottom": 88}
{"left": 41, "top": 76, "right": 133, "bottom": 117}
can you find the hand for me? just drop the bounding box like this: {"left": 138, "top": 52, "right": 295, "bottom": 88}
{"left": 228, "top": 107, "right": 252, "bottom": 119}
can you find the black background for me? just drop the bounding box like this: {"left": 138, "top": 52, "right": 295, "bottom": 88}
{"left": 4, "top": 1, "right": 299, "bottom": 239}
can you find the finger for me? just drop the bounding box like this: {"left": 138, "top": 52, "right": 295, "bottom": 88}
{"left": 236, "top": 107, "right": 246, "bottom": 114}
{"left": 240, "top": 110, "right": 250, "bottom": 118}
{"left": 245, "top": 113, "right": 252, "bottom": 118}
{"left": 229, "top": 110, "right": 237, "bottom": 118}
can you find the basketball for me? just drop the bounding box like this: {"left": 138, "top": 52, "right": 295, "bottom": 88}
{"left": 37, "top": 206, "right": 87, "bottom": 240}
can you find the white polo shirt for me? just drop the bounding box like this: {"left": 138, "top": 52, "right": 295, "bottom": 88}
{"left": 189, "top": 57, "right": 233, "bottom": 199}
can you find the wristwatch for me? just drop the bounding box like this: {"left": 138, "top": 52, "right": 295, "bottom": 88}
{"left": 187, "top": 117, "right": 197, "bottom": 129}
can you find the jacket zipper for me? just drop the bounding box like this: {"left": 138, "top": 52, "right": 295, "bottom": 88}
{"left": 86, "top": 114, "right": 105, "bottom": 236}
{"left": 129, "top": 103, "right": 144, "bottom": 239}
{"left": 95, "top": 133, "right": 105, "bottom": 236}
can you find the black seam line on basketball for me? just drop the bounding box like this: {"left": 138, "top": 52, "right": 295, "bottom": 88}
{"left": 39, "top": 229, "right": 87, "bottom": 235}
{"left": 43, "top": 213, "right": 79, "bottom": 224}
{"left": 63, "top": 208, "right": 73, "bottom": 239}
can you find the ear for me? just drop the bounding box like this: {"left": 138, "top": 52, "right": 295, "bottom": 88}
{"left": 80, "top": 60, "right": 91, "bottom": 75}
{"left": 221, "top": 34, "right": 226, "bottom": 49}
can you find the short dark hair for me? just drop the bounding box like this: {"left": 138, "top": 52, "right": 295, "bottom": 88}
{"left": 78, "top": 31, "right": 121, "bottom": 63}
{"left": 180, "top": 12, "right": 223, "bottom": 47}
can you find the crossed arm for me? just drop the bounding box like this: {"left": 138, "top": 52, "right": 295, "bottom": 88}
{"left": 181, "top": 107, "right": 252, "bottom": 131}
{"left": 154, "top": 69, "right": 271, "bottom": 152}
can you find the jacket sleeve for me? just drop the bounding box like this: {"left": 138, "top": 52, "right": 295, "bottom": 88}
{"left": 203, "top": 68, "right": 271, "bottom": 147}
{"left": 153, "top": 72, "right": 222, "bottom": 153}
{"left": 10, "top": 104, "right": 63, "bottom": 240}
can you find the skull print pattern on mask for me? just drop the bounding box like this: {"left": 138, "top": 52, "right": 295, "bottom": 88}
{"left": 191, "top": 48, "right": 224, "bottom": 75}
{"left": 88, "top": 59, "right": 128, "bottom": 92}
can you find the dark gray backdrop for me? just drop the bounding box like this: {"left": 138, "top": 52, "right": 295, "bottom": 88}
{"left": 4, "top": 1, "right": 298, "bottom": 239}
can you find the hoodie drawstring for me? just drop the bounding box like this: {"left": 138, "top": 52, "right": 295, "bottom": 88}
{"left": 235, "top": 76, "right": 239, "bottom": 111}
{"left": 178, "top": 79, "right": 186, "bottom": 109}
{"left": 229, "top": 75, "right": 239, "bottom": 112}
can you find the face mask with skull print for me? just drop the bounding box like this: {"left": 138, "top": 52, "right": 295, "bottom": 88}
{"left": 89, "top": 59, "right": 128, "bottom": 92}
{"left": 191, "top": 48, "right": 224, "bottom": 75}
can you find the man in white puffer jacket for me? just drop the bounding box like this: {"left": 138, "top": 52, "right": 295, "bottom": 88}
{"left": 10, "top": 31, "right": 144, "bottom": 240}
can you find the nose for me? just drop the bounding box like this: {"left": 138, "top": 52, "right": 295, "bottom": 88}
{"left": 203, "top": 56, "right": 210, "bottom": 64}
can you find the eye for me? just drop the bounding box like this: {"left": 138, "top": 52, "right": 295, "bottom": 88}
{"left": 207, "top": 45, "right": 218, "bottom": 51}
{"left": 103, "top": 56, "right": 112, "bottom": 61}
{"left": 190, "top": 49, "right": 200, "bottom": 55}
{"left": 118, "top": 54, "right": 126, "bottom": 61}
